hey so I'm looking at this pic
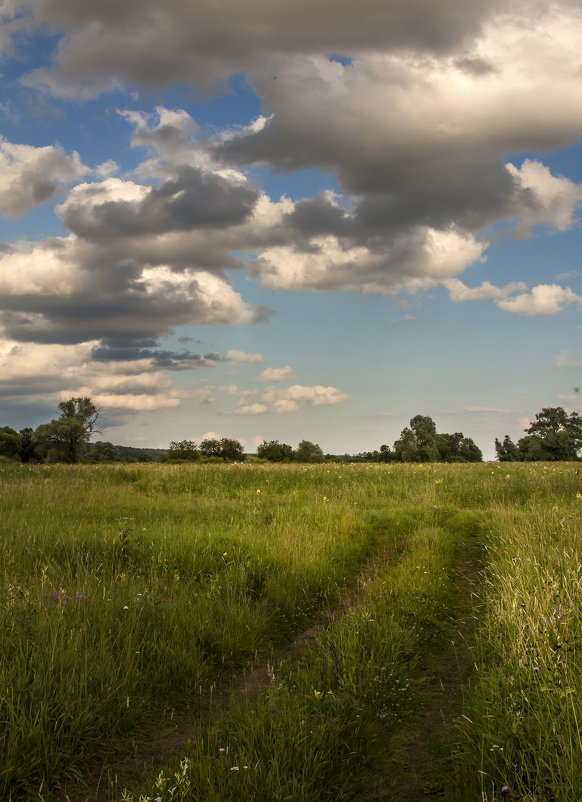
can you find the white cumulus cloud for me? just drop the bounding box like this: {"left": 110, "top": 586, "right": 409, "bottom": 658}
{"left": 496, "top": 284, "right": 582, "bottom": 315}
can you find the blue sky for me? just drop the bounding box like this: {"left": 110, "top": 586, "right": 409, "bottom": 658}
{"left": 1, "top": 1, "right": 582, "bottom": 458}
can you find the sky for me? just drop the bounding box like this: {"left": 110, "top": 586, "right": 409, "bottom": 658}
{"left": 1, "top": 1, "right": 582, "bottom": 459}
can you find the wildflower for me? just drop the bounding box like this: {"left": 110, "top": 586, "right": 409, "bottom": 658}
{"left": 230, "top": 766, "right": 239, "bottom": 771}
{"left": 158, "top": 582, "right": 164, "bottom": 591}
{"left": 501, "top": 787, "right": 509, "bottom": 795}
{"left": 123, "top": 605, "right": 129, "bottom": 610}
{"left": 76, "top": 592, "right": 88, "bottom": 601}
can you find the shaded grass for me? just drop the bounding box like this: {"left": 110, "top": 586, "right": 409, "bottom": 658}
{"left": 1, "top": 462, "right": 410, "bottom": 799}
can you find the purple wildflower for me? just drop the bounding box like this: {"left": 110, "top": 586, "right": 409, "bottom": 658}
{"left": 46, "top": 593, "right": 58, "bottom": 602}
{"left": 158, "top": 582, "right": 164, "bottom": 591}
{"left": 76, "top": 592, "right": 88, "bottom": 601}
{"left": 501, "top": 786, "right": 509, "bottom": 795}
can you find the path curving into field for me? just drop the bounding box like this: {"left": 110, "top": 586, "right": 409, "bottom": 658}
{"left": 62, "top": 544, "right": 403, "bottom": 802}
{"left": 64, "top": 515, "right": 485, "bottom": 802}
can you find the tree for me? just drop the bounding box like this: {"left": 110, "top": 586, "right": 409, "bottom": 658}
{"left": 495, "top": 435, "right": 519, "bottom": 462}
{"left": 257, "top": 440, "right": 294, "bottom": 462}
{"left": 392, "top": 416, "right": 482, "bottom": 463}
{"left": 218, "top": 437, "right": 245, "bottom": 461}
{"left": 393, "top": 426, "right": 419, "bottom": 462}
{"left": 526, "top": 407, "right": 582, "bottom": 460}
{"left": 166, "top": 440, "right": 200, "bottom": 461}
{"left": 19, "top": 428, "right": 36, "bottom": 463}
{"left": 58, "top": 397, "right": 101, "bottom": 438}
{"left": 495, "top": 407, "right": 582, "bottom": 462}
{"left": 378, "top": 444, "right": 393, "bottom": 462}
{"left": 87, "top": 441, "right": 121, "bottom": 462}
{"left": 393, "top": 415, "right": 438, "bottom": 462}
{"left": 34, "top": 418, "right": 86, "bottom": 463}
{"left": 409, "top": 415, "right": 439, "bottom": 461}
{"left": 33, "top": 397, "right": 101, "bottom": 463}
{"left": 200, "top": 438, "right": 221, "bottom": 458}
{"left": 200, "top": 437, "right": 245, "bottom": 461}
{"left": 0, "top": 427, "right": 21, "bottom": 460}
{"left": 436, "top": 432, "right": 482, "bottom": 462}
{"left": 458, "top": 437, "right": 483, "bottom": 463}
{"left": 294, "top": 440, "right": 325, "bottom": 463}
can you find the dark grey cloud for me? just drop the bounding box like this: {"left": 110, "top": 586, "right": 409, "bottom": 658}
{"left": 26, "top": 0, "right": 513, "bottom": 95}
{"left": 91, "top": 344, "right": 222, "bottom": 369}
{"left": 0, "top": 245, "right": 266, "bottom": 346}
{"left": 285, "top": 192, "right": 352, "bottom": 237}
{"left": 60, "top": 166, "right": 259, "bottom": 240}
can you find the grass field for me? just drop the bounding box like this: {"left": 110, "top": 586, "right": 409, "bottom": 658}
{"left": 1, "top": 462, "right": 581, "bottom": 801}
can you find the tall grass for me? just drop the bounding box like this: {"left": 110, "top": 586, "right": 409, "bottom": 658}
{"left": 124, "top": 506, "right": 472, "bottom": 801}
{"left": 1, "top": 462, "right": 408, "bottom": 798}
{"left": 2, "top": 461, "right": 581, "bottom": 800}
{"left": 453, "top": 465, "right": 582, "bottom": 801}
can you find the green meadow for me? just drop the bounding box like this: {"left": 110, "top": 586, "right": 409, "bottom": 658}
{"left": 1, "top": 462, "right": 581, "bottom": 800}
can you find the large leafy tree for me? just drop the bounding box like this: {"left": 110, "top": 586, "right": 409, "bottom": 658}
{"left": 393, "top": 415, "right": 439, "bottom": 462}
{"left": 257, "top": 440, "right": 294, "bottom": 462}
{"left": 34, "top": 418, "right": 86, "bottom": 463}
{"left": 200, "top": 437, "right": 245, "bottom": 461}
{"left": 294, "top": 440, "right": 325, "bottom": 463}
{"left": 34, "top": 397, "right": 101, "bottom": 463}
{"left": 0, "top": 427, "right": 21, "bottom": 460}
{"left": 58, "top": 397, "right": 101, "bottom": 438}
{"left": 166, "top": 440, "right": 200, "bottom": 461}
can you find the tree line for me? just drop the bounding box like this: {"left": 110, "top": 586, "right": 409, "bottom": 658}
{"left": 1, "top": 400, "right": 581, "bottom": 464}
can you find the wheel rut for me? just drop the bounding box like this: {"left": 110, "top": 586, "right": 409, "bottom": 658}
{"left": 61, "top": 543, "right": 402, "bottom": 802}
{"left": 370, "top": 549, "right": 483, "bottom": 802}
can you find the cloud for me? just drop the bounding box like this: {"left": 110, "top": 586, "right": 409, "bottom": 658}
{"left": 254, "top": 366, "right": 296, "bottom": 382}
{"left": 443, "top": 278, "right": 527, "bottom": 301}
{"left": 226, "top": 349, "right": 264, "bottom": 363}
{"left": 556, "top": 349, "right": 582, "bottom": 368}
{"left": 506, "top": 159, "right": 582, "bottom": 234}
{"left": 0, "top": 137, "right": 86, "bottom": 216}
{"left": 231, "top": 383, "right": 349, "bottom": 414}
{"left": 219, "top": 383, "right": 239, "bottom": 395}
{"left": 496, "top": 284, "right": 582, "bottom": 315}
{"left": 232, "top": 403, "right": 269, "bottom": 416}
{"left": 22, "top": 0, "right": 512, "bottom": 96}
{"left": 463, "top": 406, "right": 511, "bottom": 414}
{"left": 251, "top": 228, "right": 486, "bottom": 295}
{"left": 58, "top": 167, "right": 259, "bottom": 240}
{"left": 190, "top": 385, "right": 216, "bottom": 405}
{"left": 0, "top": 336, "right": 194, "bottom": 412}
